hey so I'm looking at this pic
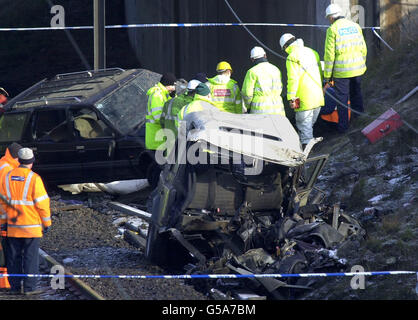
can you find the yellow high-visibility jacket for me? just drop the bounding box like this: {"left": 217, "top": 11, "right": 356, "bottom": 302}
{"left": 2, "top": 167, "right": 51, "bottom": 238}
{"left": 241, "top": 61, "right": 285, "bottom": 116}
{"left": 285, "top": 41, "right": 324, "bottom": 111}
{"left": 146, "top": 82, "right": 172, "bottom": 150}
{"left": 324, "top": 18, "right": 367, "bottom": 80}
{"left": 177, "top": 96, "right": 219, "bottom": 123}
{"left": 206, "top": 76, "right": 243, "bottom": 114}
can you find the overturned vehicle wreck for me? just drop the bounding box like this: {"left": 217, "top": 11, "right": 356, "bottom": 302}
{"left": 145, "top": 104, "right": 365, "bottom": 299}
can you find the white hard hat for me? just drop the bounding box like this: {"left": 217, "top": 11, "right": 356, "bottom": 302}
{"left": 325, "top": 3, "right": 342, "bottom": 18}
{"left": 18, "top": 147, "right": 35, "bottom": 164}
{"left": 279, "top": 33, "right": 296, "bottom": 49}
{"left": 187, "top": 79, "right": 201, "bottom": 90}
{"left": 250, "top": 46, "right": 266, "bottom": 59}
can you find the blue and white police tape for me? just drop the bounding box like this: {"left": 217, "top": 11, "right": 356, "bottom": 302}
{"left": 0, "top": 22, "right": 381, "bottom": 32}
{"left": 0, "top": 270, "right": 416, "bottom": 279}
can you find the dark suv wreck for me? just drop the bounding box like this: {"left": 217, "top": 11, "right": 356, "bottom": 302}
{"left": 0, "top": 68, "right": 161, "bottom": 185}
{"left": 145, "top": 103, "right": 365, "bottom": 299}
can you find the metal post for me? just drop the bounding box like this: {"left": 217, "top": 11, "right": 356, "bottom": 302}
{"left": 94, "top": 0, "right": 106, "bottom": 70}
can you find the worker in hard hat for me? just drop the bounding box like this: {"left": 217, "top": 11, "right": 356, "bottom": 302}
{"left": 2, "top": 148, "right": 51, "bottom": 295}
{"left": 324, "top": 3, "right": 367, "bottom": 133}
{"left": 280, "top": 33, "right": 324, "bottom": 148}
{"left": 206, "top": 61, "right": 243, "bottom": 114}
{"left": 145, "top": 72, "right": 177, "bottom": 150}
{"left": 161, "top": 78, "right": 201, "bottom": 138}
{"left": 241, "top": 46, "right": 285, "bottom": 116}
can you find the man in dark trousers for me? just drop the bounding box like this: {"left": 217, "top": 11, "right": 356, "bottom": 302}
{"left": 0, "top": 142, "right": 22, "bottom": 289}
{"left": 2, "top": 148, "right": 51, "bottom": 295}
{"left": 323, "top": 3, "right": 367, "bottom": 133}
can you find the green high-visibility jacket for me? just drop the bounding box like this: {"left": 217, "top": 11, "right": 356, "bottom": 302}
{"left": 161, "top": 92, "right": 193, "bottom": 138}
{"left": 145, "top": 82, "right": 171, "bottom": 150}
{"left": 206, "top": 76, "right": 243, "bottom": 114}
{"left": 241, "top": 61, "right": 285, "bottom": 116}
{"left": 285, "top": 41, "right": 324, "bottom": 111}
{"left": 177, "top": 96, "right": 218, "bottom": 123}
{"left": 324, "top": 18, "right": 367, "bottom": 79}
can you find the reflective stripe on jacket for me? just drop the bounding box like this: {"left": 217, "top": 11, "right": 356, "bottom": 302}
{"left": 206, "top": 76, "right": 243, "bottom": 114}
{"left": 3, "top": 167, "right": 51, "bottom": 238}
{"left": 285, "top": 42, "right": 325, "bottom": 111}
{"left": 162, "top": 93, "right": 193, "bottom": 136}
{"left": 324, "top": 18, "right": 367, "bottom": 79}
{"left": 177, "top": 96, "right": 218, "bottom": 123}
{"left": 146, "top": 82, "right": 172, "bottom": 150}
{"left": 241, "top": 62, "right": 285, "bottom": 116}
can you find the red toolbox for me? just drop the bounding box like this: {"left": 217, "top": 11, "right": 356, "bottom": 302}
{"left": 361, "top": 108, "right": 404, "bottom": 144}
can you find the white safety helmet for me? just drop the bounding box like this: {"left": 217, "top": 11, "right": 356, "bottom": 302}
{"left": 279, "top": 33, "right": 296, "bottom": 50}
{"left": 187, "top": 79, "right": 201, "bottom": 91}
{"left": 250, "top": 46, "right": 266, "bottom": 59}
{"left": 325, "top": 3, "right": 342, "bottom": 18}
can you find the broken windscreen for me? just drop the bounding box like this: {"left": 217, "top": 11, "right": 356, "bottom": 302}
{"left": 94, "top": 71, "right": 160, "bottom": 135}
{"left": 0, "top": 112, "right": 28, "bottom": 142}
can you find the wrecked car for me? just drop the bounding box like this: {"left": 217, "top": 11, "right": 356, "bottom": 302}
{"left": 0, "top": 68, "right": 161, "bottom": 185}
{"left": 145, "top": 103, "right": 365, "bottom": 299}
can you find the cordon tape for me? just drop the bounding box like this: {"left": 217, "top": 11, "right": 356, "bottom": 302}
{"left": 0, "top": 270, "right": 416, "bottom": 280}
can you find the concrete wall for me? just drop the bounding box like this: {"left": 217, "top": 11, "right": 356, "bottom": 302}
{"left": 124, "top": 0, "right": 379, "bottom": 85}
{"left": 379, "top": 0, "right": 418, "bottom": 46}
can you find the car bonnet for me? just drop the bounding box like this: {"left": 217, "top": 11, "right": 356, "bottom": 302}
{"left": 183, "top": 102, "right": 319, "bottom": 167}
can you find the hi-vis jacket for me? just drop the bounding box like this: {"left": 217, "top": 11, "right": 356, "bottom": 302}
{"left": 2, "top": 167, "right": 51, "bottom": 238}
{"left": 324, "top": 18, "right": 367, "bottom": 80}
{"left": 241, "top": 61, "right": 285, "bottom": 116}
{"left": 206, "top": 75, "right": 243, "bottom": 114}
{"left": 285, "top": 40, "right": 325, "bottom": 112}
{"left": 177, "top": 95, "right": 219, "bottom": 123}
{"left": 0, "top": 148, "right": 21, "bottom": 237}
{"left": 162, "top": 92, "right": 193, "bottom": 136}
{"left": 146, "top": 82, "right": 172, "bottom": 150}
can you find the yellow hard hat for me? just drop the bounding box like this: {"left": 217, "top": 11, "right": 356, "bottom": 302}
{"left": 216, "top": 61, "right": 232, "bottom": 72}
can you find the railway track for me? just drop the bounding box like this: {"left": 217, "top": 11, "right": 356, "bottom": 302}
{"left": 0, "top": 248, "right": 105, "bottom": 300}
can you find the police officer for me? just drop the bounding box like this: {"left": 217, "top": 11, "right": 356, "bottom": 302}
{"left": 324, "top": 3, "right": 367, "bottom": 133}
{"left": 241, "top": 46, "right": 285, "bottom": 116}
{"left": 280, "top": 34, "right": 324, "bottom": 148}
{"left": 2, "top": 148, "right": 51, "bottom": 295}
{"left": 206, "top": 61, "right": 243, "bottom": 114}
{"left": 146, "top": 72, "right": 177, "bottom": 150}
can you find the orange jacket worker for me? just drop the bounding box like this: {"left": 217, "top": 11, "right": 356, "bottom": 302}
{"left": 3, "top": 147, "right": 51, "bottom": 295}
{"left": 0, "top": 143, "right": 23, "bottom": 236}
{"left": 0, "top": 142, "right": 22, "bottom": 289}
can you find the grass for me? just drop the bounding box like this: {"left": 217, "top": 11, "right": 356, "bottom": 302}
{"left": 347, "top": 177, "right": 369, "bottom": 210}
{"left": 365, "top": 236, "right": 383, "bottom": 253}
{"left": 381, "top": 215, "right": 401, "bottom": 234}
{"left": 399, "top": 228, "right": 415, "bottom": 242}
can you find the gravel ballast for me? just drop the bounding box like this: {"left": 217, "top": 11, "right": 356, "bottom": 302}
{"left": 40, "top": 193, "right": 208, "bottom": 300}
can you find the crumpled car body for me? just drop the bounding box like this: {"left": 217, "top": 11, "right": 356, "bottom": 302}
{"left": 0, "top": 68, "right": 161, "bottom": 185}
{"left": 146, "top": 104, "right": 364, "bottom": 299}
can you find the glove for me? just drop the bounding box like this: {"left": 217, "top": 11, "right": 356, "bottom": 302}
{"left": 288, "top": 98, "right": 300, "bottom": 109}
{"left": 43, "top": 226, "right": 51, "bottom": 234}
